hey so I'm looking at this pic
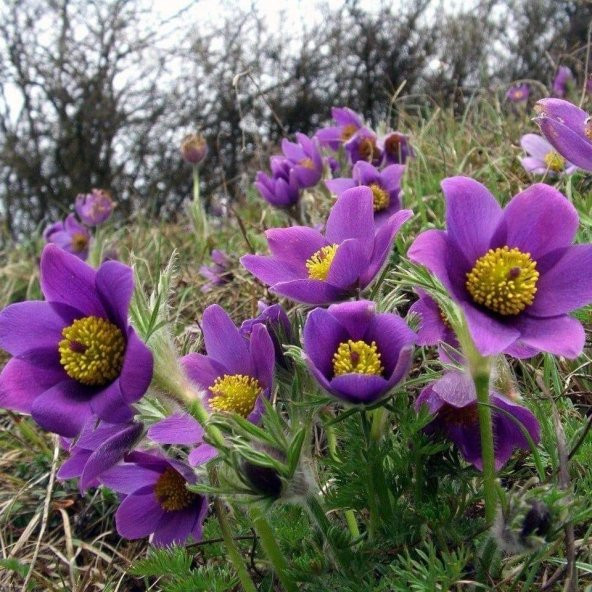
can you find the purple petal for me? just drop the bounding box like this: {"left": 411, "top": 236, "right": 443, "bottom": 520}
{"left": 520, "top": 134, "right": 551, "bottom": 160}
{"left": 520, "top": 157, "right": 547, "bottom": 175}
{"left": 461, "top": 303, "right": 520, "bottom": 356}
{"left": 329, "top": 373, "right": 389, "bottom": 404}
{"left": 366, "top": 312, "right": 415, "bottom": 375}
{"left": 119, "top": 328, "right": 153, "bottom": 404}
{"left": 408, "top": 293, "right": 447, "bottom": 346}
{"left": 536, "top": 98, "right": 588, "bottom": 131}
{"left": 40, "top": 245, "right": 106, "bottom": 317}
{"left": 153, "top": 506, "right": 202, "bottom": 547}
{"left": 325, "top": 178, "right": 356, "bottom": 197}
{"left": 90, "top": 380, "right": 133, "bottom": 424}
{"left": 181, "top": 353, "right": 225, "bottom": 390}
{"left": 31, "top": 379, "right": 93, "bottom": 437}
{"left": 536, "top": 116, "right": 592, "bottom": 171}
{"left": 407, "top": 230, "right": 455, "bottom": 293}
{"left": 96, "top": 261, "right": 133, "bottom": 331}
{"left": 326, "top": 300, "right": 375, "bottom": 340}
{"left": 271, "top": 279, "right": 345, "bottom": 304}
{"left": 115, "top": 487, "right": 164, "bottom": 540}
{"left": 442, "top": 176, "right": 502, "bottom": 263}
{"left": 240, "top": 254, "right": 303, "bottom": 286}
{"left": 491, "top": 184, "right": 578, "bottom": 260}
{"left": 266, "top": 226, "right": 326, "bottom": 269}
{"left": 148, "top": 413, "right": 204, "bottom": 445}
{"left": 188, "top": 444, "right": 219, "bottom": 466}
{"left": 100, "top": 465, "right": 160, "bottom": 494}
{"left": 249, "top": 324, "right": 275, "bottom": 389}
{"left": 326, "top": 239, "right": 366, "bottom": 289}
{"left": 58, "top": 450, "right": 91, "bottom": 481}
{"left": 202, "top": 305, "right": 251, "bottom": 375}
{"left": 431, "top": 371, "right": 476, "bottom": 407}
{"left": 492, "top": 394, "right": 540, "bottom": 449}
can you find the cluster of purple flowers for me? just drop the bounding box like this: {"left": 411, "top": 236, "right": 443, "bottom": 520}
{"left": 44, "top": 188, "right": 115, "bottom": 260}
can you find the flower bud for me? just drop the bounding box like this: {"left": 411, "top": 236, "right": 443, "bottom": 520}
{"left": 181, "top": 133, "right": 208, "bottom": 165}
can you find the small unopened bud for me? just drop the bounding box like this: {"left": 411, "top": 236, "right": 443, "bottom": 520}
{"left": 241, "top": 461, "right": 284, "bottom": 499}
{"left": 181, "top": 133, "right": 208, "bottom": 165}
{"left": 521, "top": 500, "right": 551, "bottom": 539}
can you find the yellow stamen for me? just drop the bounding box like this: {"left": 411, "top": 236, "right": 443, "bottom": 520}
{"left": 544, "top": 151, "right": 564, "bottom": 172}
{"left": 58, "top": 316, "right": 125, "bottom": 385}
{"left": 358, "top": 137, "right": 378, "bottom": 162}
{"left": 332, "top": 340, "right": 384, "bottom": 376}
{"left": 209, "top": 374, "right": 262, "bottom": 417}
{"left": 466, "top": 247, "right": 539, "bottom": 316}
{"left": 341, "top": 124, "right": 357, "bottom": 141}
{"left": 71, "top": 232, "right": 89, "bottom": 253}
{"left": 585, "top": 117, "right": 592, "bottom": 140}
{"left": 299, "top": 157, "right": 315, "bottom": 169}
{"left": 368, "top": 183, "right": 390, "bottom": 211}
{"left": 306, "top": 244, "right": 339, "bottom": 281}
{"left": 154, "top": 467, "right": 197, "bottom": 511}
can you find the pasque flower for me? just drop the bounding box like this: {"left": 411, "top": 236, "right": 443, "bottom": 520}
{"left": 408, "top": 290, "right": 457, "bottom": 349}
{"left": 506, "top": 84, "right": 529, "bottom": 103}
{"left": 75, "top": 189, "right": 114, "bottom": 226}
{"left": 44, "top": 214, "right": 91, "bottom": 260}
{"left": 535, "top": 98, "right": 592, "bottom": 171}
{"left": 0, "top": 245, "right": 153, "bottom": 437}
{"left": 315, "top": 107, "right": 364, "bottom": 150}
{"left": 281, "top": 133, "right": 323, "bottom": 188}
{"left": 379, "top": 131, "right": 413, "bottom": 165}
{"left": 241, "top": 187, "right": 412, "bottom": 305}
{"left": 181, "top": 133, "right": 208, "bottom": 165}
{"left": 409, "top": 177, "right": 592, "bottom": 358}
{"left": 519, "top": 133, "right": 576, "bottom": 176}
{"left": 58, "top": 418, "right": 143, "bottom": 490}
{"left": 344, "top": 127, "right": 382, "bottom": 166}
{"left": 325, "top": 161, "right": 405, "bottom": 225}
{"left": 303, "top": 300, "right": 414, "bottom": 404}
{"left": 181, "top": 304, "right": 275, "bottom": 424}
{"left": 100, "top": 451, "right": 208, "bottom": 546}
{"left": 416, "top": 370, "right": 540, "bottom": 470}
{"left": 552, "top": 66, "right": 573, "bottom": 98}
{"left": 199, "top": 249, "right": 232, "bottom": 293}
{"left": 255, "top": 156, "right": 301, "bottom": 208}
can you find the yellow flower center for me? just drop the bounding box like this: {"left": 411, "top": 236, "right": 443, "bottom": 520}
{"left": 209, "top": 374, "right": 262, "bottom": 417}
{"left": 585, "top": 117, "right": 592, "bottom": 140}
{"left": 299, "top": 157, "right": 315, "bottom": 169}
{"left": 58, "top": 316, "right": 125, "bottom": 385}
{"left": 368, "top": 183, "right": 390, "bottom": 211}
{"left": 341, "top": 124, "right": 357, "bottom": 141}
{"left": 332, "top": 340, "right": 384, "bottom": 377}
{"left": 513, "top": 90, "right": 524, "bottom": 99}
{"left": 358, "top": 137, "right": 378, "bottom": 162}
{"left": 465, "top": 247, "right": 539, "bottom": 316}
{"left": 154, "top": 467, "right": 198, "bottom": 512}
{"left": 306, "top": 244, "right": 339, "bottom": 280}
{"left": 71, "top": 232, "right": 89, "bottom": 252}
{"left": 544, "top": 151, "right": 564, "bottom": 172}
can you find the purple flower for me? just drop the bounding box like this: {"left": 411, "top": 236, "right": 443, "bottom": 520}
{"left": 416, "top": 370, "right": 540, "bottom": 470}
{"left": 408, "top": 290, "right": 456, "bottom": 348}
{"left": 344, "top": 127, "right": 382, "bottom": 166}
{"left": 182, "top": 304, "right": 275, "bottom": 424}
{"left": 520, "top": 133, "right": 576, "bottom": 176}
{"left": 552, "top": 66, "right": 573, "bottom": 98}
{"left": 147, "top": 413, "right": 218, "bottom": 467}
{"left": 325, "top": 161, "right": 405, "bottom": 225}
{"left": 303, "top": 300, "right": 414, "bottom": 404}
{"left": 100, "top": 451, "right": 208, "bottom": 546}
{"left": 281, "top": 133, "right": 323, "bottom": 188}
{"left": 379, "top": 131, "right": 413, "bottom": 165}
{"left": 58, "top": 418, "right": 143, "bottom": 490}
{"left": 199, "top": 249, "right": 232, "bottom": 293}
{"left": 255, "top": 156, "right": 301, "bottom": 208}
{"left": 241, "top": 187, "right": 412, "bottom": 305}
{"left": 506, "top": 84, "right": 529, "bottom": 103}
{"left": 535, "top": 98, "right": 592, "bottom": 171}
{"left": 44, "top": 214, "right": 91, "bottom": 260}
{"left": 75, "top": 189, "right": 114, "bottom": 226}
{"left": 315, "top": 107, "right": 364, "bottom": 150}
{"left": 326, "top": 156, "right": 340, "bottom": 175}
{"left": 181, "top": 133, "right": 208, "bottom": 165}
{"left": 0, "top": 245, "right": 154, "bottom": 437}
{"left": 240, "top": 301, "right": 292, "bottom": 367}
{"left": 408, "top": 176, "right": 592, "bottom": 359}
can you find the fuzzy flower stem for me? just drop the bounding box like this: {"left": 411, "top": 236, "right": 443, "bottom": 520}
{"left": 190, "top": 165, "right": 208, "bottom": 249}
{"left": 213, "top": 498, "right": 257, "bottom": 592}
{"left": 344, "top": 509, "right": 360, "bottom": 540}
{"left": 249, "top": 506, "right": 298, "bottom": 592}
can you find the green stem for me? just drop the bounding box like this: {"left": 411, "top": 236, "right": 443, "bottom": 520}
{"left": 249, "top": 506, "right": 298, "bottom": 592}
{"left": 214, "top": 499, "right": 257, "bottom": 592}
{"left": 344, "top": 509, "right": 360, "bottom": 540}
{"left": 473, "top": 360, "right": 497, "bottom": 524}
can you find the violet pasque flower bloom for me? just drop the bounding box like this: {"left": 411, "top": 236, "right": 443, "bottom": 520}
{"left": 379, "top": 131, "right": 413, "bottom": 165}
{"left": 344, "top": 127, "right": 382, "bottom": 166}
{"left": 416, "top": 371, "right": 540, "bottom": 470}
{"left": 240, "top": 301, "right": 292, "bottom": 367}
{"left": 506, "top": 84, "right": 529, "bottom": 103}
{"left": 241, "top": 187, "right": 412, "bottom": 305}
{"left": 552, "top": 66, "right": 573, "bottom": 98}
{"left": 535, "top": 98, "right": 592, "bottom": 171}
{"left": 303, "top": 300, "right": 414, "bottom": 404}
{"left": 75, "top": 189, "right": 114, "bottom": 226}
{"left": 0, "top": 245, "right": 153, "bottom": 437}
{"left": 315, "top": 107, "right": 364, "bottom": 150}
{"left": 44, "top": 214, "right": 90, "bottom": 260}
{"left": 181, "top": 133, "right": 208, "bottom": 165}
{"left": 325, "top": 161, "right": 405, "bottom": 225}
{"left": 199, "top": 249, "right": 232, "bottom": 293}
{"left": 282, "top": 133, "right": 323, "bottom": 188}
{"left": 408, "top": 176, "right": 592, "bottom": 358}
{"left": 58, "top": 418, "right": 143, "bottom": 490}
{"left": 182, "top": 304, "right": 274, "bottom": 424}
{"left": 520, "top": 133, "right": 576, "bottom": 176}
{"left": 255, "top": 156, "right": 300, "bottom": 208}
{"left": 408, "top": 290, "right": 457, "bottom": 348}
{"left": 100, "top": 451, "right": 208, "bottom": 546}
